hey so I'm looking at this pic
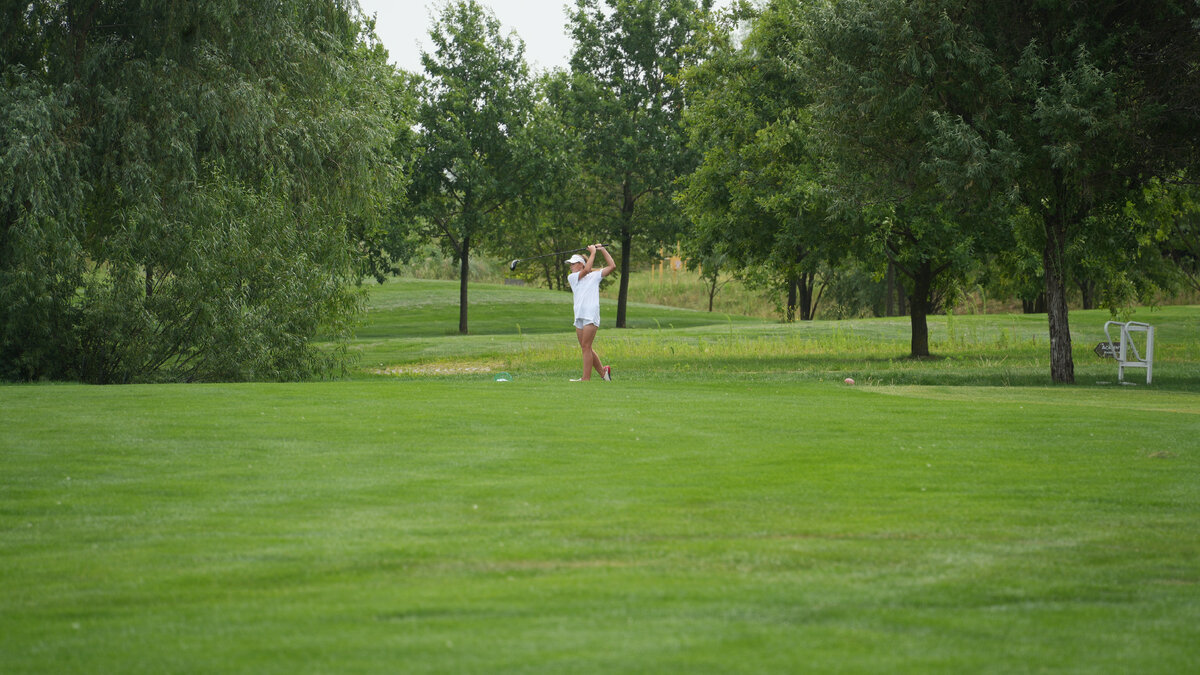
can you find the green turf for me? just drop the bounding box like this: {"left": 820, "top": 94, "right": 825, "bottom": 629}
{"left": 2, "top": 279, "right": 1198, "bottom": 673}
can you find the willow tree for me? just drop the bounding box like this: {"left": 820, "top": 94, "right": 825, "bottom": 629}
{"left": 1, "top": 0, "right": 401, "bottom": 382}
{"left": 565, "top": 0, "right": 714, "bottom": 327}
{"left": 410, "top": 0, "right": 546, "bottom": 334}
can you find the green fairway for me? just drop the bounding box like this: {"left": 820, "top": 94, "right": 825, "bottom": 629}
{"left": 3, "top": 280, "right": 1199, "bottom": 673}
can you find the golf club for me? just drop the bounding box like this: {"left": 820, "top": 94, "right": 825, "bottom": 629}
{"left": 509, "top": 244, "right": 612, "bottom": 271}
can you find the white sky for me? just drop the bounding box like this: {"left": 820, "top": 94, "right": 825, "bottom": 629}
{"left": 357, "top": 1, "right": 578, "bottom": 74}
{"left": 357, "top": 0, "right": 732, "bottom": 75}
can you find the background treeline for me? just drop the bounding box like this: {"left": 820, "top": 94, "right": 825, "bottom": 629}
{"left": 3, "top": 0, "right": 1199, "bottom": 384}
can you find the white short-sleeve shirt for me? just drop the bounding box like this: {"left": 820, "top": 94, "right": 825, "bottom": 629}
{"left": 568, "top": 270, "right": 603, "bottom": 328}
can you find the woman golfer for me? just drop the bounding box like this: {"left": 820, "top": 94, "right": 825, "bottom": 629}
{"left": 566, "top": 243, "right": 616, "bottom": 381}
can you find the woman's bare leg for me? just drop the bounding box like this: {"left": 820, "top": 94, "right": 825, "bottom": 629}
{"left": 576, "top": 324, "right": 602, "bottom": 380}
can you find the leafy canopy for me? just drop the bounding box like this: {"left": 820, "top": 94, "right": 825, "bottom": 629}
{"left": 1, "top": 0, "right": 402, "bottom": 382}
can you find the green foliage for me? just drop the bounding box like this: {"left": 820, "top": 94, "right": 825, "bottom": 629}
{"left": 1, "top": 0, "right": 400, "bottom": 382}
{"left": 1136, "top": 177, "right": 1200, "bottom": 297}
{"left": 980, "top": 206, "right": 1047, "bottom": 312}
{"left": 492, "top": 71, "right": 598, "bottom": 292}
{"left": 966, "top": 0, "right": 1200, "bottom": 379}
{"left": 818, "top": 261, "right": 889, "bottom": 320}
{"left": 568, "top": 0, "right": 709, "bottom": 192}
{"left": 398, "top": 242, "right": 508, "bottom": 284}
{"left": 355, "top": 50, "right": 423, "bottom": 285}
{"left": 795, "top": 0, "right": 1200, "bottom": 374}
{"left": 5, "top": 0, "right": 1198, "bottom": 383}
{"left": 679, "top": 0, "right": 841, "bottom": 322}
{"left": 796, "top": 0, "right": 1014, "bottom": 354}
{"left": 411, "top": 0, "right": 552, "bottom": 333}
{"left": 77, "top": 168, "right": 364, "bottom": 382}
{"left": 0, "top": 67, "right": 85, "bottom": 380}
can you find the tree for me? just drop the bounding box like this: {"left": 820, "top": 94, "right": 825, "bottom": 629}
{"left": 798, "top": 0, "right": 1200, "bottom": 371}
{"left": 981, "top": 208, "right": 1047, "bottom": 314}
{"left": 1148, "top": 178, "right": 1200, "bottom": 294}
{"left": 411, "top": 0, "right": 546, "bottom": 334}
{"left": 687, "top": 251, "right": 730, "bottom": 312}
{"left": 680, "top": 0, "right": 843, "bottom": 324}
{"left": 0, "top": 64, "right": 83, "bottom": 379}
{"left": 359, "top": 62, "right": 423, "bottom": 284}
{"left": 959, "top": 0, "right": 1200, "bottom": 382}
{"left": 566, "top": 0, "right": 714, "bottom": 327}
{"left": 493, "top": 71, "right": 599, "bottom": 292}
{"left": 798, "top": 0, "right": 1010, "bottom": 355}
{"left": 1, "top": 0, "right": 399, "bottom": 382}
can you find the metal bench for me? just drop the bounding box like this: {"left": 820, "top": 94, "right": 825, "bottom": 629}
{"left": 1095, "top": 321, "right": 1155, "bottom": 384}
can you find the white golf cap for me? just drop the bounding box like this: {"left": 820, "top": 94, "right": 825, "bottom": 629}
{"left": 565, "top": 254, "right": 587, "bottom": 264}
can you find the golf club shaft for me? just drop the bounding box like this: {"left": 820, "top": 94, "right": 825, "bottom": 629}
{"left": 510, "top": 244, "right": 611, "bottom": 270}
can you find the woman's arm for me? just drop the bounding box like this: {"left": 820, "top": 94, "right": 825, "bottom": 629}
{"left": 580, "top": 244, "right": 597, "bottom": 277}
{"left": 597, "top": 244, "right": 616, "bottom": 277}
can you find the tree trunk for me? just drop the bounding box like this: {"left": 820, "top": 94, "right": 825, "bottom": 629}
{"left": 1043, "top": 213, "right": 1074, "bottom": 383}
{"left": 785, "top": 276, "right": 798, "bottom": 322}
{"left": 1078, "top": 278, "right": 1097, "bottom": 310}
{"left": 1021, "top": 292, "right": 1047, "bottom": 314}
{"left": 69, "top": 0, "right": 101, "bottom": 75}
{"left": 616, "top": 178, "right": 634, "bottom": 328}
{"left": 908, "top": 261, "right": 933, "bottom": 357}
{"left": 798, "top": 271, "right": 816, "bottom": 321}
{"left": 458, "top": 234, "right": 470, "bottom": 335}
{"left": 886, "top": 262, "right": 895, "bottom": 317}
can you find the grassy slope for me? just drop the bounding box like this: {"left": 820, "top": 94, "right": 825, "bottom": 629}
{"left": 353, "top": 278, "right": 1200, "bottom": 389}
{"left": 349, "top": 279, "right": 767, "bottom": 370}
{"left": 2, "top": 279, "right": 1198, "bottom": 673}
